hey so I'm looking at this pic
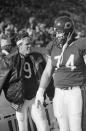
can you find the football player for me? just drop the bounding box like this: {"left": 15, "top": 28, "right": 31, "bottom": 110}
{"left": 10, "top": 31, "right": 49, "bottom": 131}
{"left": 35, "top": 16, "right": 86, "bottom": 131}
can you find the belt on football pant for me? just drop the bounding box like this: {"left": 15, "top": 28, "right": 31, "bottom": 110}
{"left": 56, "top": 86, "right": 80, "bottom": 90}
{"left": 62, "top": 87, "right": 73, "bottom": 90}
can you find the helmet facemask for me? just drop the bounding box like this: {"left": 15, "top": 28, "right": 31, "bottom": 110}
{"left": 54, "top": 16, "right": 74, "bottom": 48}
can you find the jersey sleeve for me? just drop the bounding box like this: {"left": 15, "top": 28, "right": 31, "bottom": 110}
{"left": 0, "top": 54, "right": 13, "bottom": 93}
{"left": 77, "top": 38, "right": 86, "bottom": 54}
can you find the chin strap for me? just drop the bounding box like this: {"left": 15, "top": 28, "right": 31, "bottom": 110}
{"left": 56, "top": 32, "right": 72, "bottom": 68}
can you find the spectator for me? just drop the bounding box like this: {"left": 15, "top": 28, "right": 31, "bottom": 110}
{"left": 0, "top": 35, "right": 13, "bottom": 55}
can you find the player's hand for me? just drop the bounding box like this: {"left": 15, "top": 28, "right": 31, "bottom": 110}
{"left": 35, "top": 88, "right": 44, "bottom": 108}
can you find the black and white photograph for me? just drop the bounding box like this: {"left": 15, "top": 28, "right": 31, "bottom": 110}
{"left": 0, "top": 0, "right": 86, "bottom": 131}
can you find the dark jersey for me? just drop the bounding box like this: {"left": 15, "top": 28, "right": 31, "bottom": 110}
{"left": 22, "top": 52, "right": 46, "bottom": 100}
{"left": 47, "top": 38, "right": 86, "bottom": 88}
{"left": 3, "top": 52, "right": 25, "bottom": 104}
{"left": 3, "top": 51, "right": 46, "bottom": 102}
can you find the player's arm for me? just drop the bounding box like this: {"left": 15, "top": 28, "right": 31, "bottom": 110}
{"left": 39, "top": 55, "right": 53, "bottom": 91}
{"left": 35, "top": 55, "right": 54, "bottom": 106}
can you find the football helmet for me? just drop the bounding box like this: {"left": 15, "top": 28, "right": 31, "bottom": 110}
{"left": 54, "top": 16, "right": 74, "bottom": 48}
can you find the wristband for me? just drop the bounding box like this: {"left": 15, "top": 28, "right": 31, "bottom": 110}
{"left": 37, "top": 87, "right": 45, "bottom": 95}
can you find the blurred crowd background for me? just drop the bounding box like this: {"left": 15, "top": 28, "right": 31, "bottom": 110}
{"left": 0, "top": 0, "right": 86, "bottom": 48}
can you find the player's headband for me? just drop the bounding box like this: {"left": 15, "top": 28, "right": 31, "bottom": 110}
{"left": 17, "top": 39, "right": 23, "bottom": 46}
{"left": 16, "top": 37, "right": 31, "bottom": 47}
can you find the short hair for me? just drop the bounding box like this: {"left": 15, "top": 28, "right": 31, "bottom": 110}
{"left": 16, "top": 30, "right": 33, "bottom": 46}
{"left": 16, "top": 30, "right": 29, "bottom": 42}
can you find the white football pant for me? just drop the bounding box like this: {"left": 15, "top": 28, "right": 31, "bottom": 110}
{"left": 16, "top": 98, "right": 49, "bottom": 131}
{"left": 53, "top": 86, "right": 82, "bottom": 131}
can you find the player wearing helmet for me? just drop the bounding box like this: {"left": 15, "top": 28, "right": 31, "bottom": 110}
{"left": 53, "top": 16, "right": 76, "bottom": 48}
{"left": 35, "top": 16, "right": 86, "bottom": 131}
